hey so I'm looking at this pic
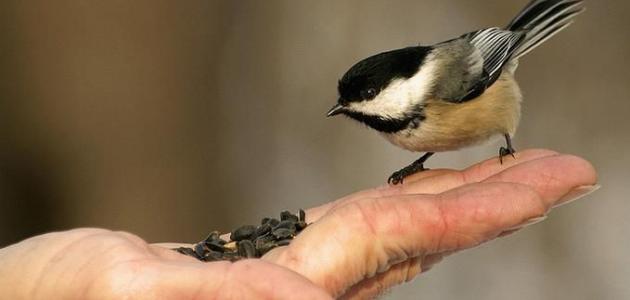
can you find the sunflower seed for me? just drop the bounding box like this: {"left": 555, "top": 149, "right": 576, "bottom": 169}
{"left": 281, "top": 211, "right": 299, "bottom": 222}
{"left": 205, "top": 240, "right": 225, "bottom": 252}
{"left": 255, "top": 223, "right": 272, "bottom": 237}
{"left": 296, "top": 221, "right": 307, "bottom": 230}
{"left": 276, "top": 239, "right": 292, "bottom": 247}
{"left": 299, "top": 209, "right": 306, "bottom": 222}
{"left": 272, "top": 228, "right": 294, "bottom": 240}
{"left": 194, "top": 243, "right": 207, "bottom": 258}
{"left": 174, "top": 247, "right": 197, "bottom": 257}
{"left": 267, "top": 218, "right": 280, "bottom": 227}
{"left": 237, "top": 240, "right": 257, "bottom": 258}
{"left": 203, "top": 250, "right": 224, "bottom": 262}
{"left": 274, "top": 220, "right": 296, "bottom": 232}
{"left": 231, "top": 225, "right": 256, "bottom": 241}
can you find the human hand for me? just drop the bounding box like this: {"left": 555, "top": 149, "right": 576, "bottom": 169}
{"left": 0, "top": 149, "right": 598, "bottom": 299}
{"left": 264, "top": 149, "right": 598, "bottom": 298}
{"left": 0, "top": 228, "right": 332, "bottom": 299}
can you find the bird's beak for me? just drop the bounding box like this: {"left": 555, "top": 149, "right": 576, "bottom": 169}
{"left": 326, "top": 104, "right": 346, "bottom": 117}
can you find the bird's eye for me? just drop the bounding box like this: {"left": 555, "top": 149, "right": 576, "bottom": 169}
{"left": 362, "top": 88, "right": 377, "bottom": 100}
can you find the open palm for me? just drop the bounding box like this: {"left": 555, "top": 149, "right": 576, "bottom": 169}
{"left": 0, "top": 149, "right": 597, "bottom": 299}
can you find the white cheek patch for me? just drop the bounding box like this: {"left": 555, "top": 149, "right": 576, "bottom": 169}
{"left": 348, "top": 55, "right": 438, "bottom": 119}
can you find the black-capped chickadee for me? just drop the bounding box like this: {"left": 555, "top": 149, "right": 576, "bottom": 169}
{"left": 327, "top": 0, "right": 585, "bottom": 184}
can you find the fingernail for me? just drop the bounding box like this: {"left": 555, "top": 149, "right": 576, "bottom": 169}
{"left": 498, "top": 229, "right": 518, "bottom": 237}
{"left": 506, "top": 215, "right": 548, "bottom": 231}
{"left": 553, "top": 184, "right": 602, "bottom": 209}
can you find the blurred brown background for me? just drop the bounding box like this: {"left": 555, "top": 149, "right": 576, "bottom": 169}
{"left": 0, "top": 0, "right": 628, "bottom": 299}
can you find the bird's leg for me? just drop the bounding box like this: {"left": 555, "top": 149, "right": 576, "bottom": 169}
{"left": 499, "top": 134, "right": 516, "bottom": 164}
{"left": 388, "top": 152, "right": 435, "bottom": 185}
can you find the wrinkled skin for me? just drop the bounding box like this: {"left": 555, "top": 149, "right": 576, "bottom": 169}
{"left": 0, "top": 149, "right": 598, "bottom": 299}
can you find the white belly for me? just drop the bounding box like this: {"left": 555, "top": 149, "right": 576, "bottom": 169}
{"left": 383, "top": 72, "right": 522, "bottom": 153}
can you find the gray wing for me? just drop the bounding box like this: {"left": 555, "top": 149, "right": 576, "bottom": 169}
{"left": 468, "top": 28, "right": 525, "bottom": 82}
{"left": 433, "top": 28, "right": 524, "bottom": 102}
{"left": 460, "top": 28, "right": 525, "bottom": 101}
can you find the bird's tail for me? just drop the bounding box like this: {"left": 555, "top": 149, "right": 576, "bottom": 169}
{"left": 507, "top": 0, "right": 585, "bottom": 60}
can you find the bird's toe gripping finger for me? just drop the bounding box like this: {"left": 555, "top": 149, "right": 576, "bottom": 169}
{"left": 388, "top": 172, "right": 404, "bottom": 185}
{"left": 499, "top": 147, "right": 517, "bottom": 164}
{"left": 388, "top": 164, "right": 429, "bottom": 185}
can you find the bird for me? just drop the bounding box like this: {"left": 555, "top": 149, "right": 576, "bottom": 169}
{"left": 326, "top": 0, "right": 585, "bottom": 185}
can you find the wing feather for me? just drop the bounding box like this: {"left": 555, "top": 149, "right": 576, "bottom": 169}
{"left": 450, "top": 0, "right": 584, "bottom": 102}
{"left": 469, "top": 28, "right": 524, "bottom": 80}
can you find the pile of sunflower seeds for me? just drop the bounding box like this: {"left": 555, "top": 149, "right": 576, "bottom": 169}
{"left": 174, "top": 209, "right": 308, "bottom": 262}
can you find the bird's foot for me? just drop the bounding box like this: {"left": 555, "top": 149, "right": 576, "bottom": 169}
{"left": 388, "top": 163, "right": 429, "bottom": 185}
{"left": 499, "top": 146, "right": 516, "bottom": 164}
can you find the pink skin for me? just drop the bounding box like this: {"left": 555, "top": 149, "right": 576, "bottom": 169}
{"left": 0, "top": 149, "right": 598, "bottom": 299}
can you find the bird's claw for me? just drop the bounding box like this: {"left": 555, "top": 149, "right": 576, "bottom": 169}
{"left": 388, "top": 164, "right": 428, "bottom": 185}
{"left": 499, "top": 146, "right": 516, "bottom": 164}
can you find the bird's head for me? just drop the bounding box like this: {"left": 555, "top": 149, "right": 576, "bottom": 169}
{"left": 327, "top": 46, "right": 434, "bottom": 132}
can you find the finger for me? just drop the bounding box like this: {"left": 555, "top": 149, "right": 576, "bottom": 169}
{"left": 338, "top": 251, "right": 451, "bottom": 299}
{"left": 339, "top": 258, "right": 422, "bottom": 300}
{"left": 399, "top": 169, "right": 457, "bottom": 183}
{"left": 400, "top": 154, "right": 597, "bottom": 253}
{"left": 398, "top": 148, "right": 560, "bottom": 194}
{"left": 306, "top": 149, "right": 558, "bottom": 222}
{"left": 424, "top": 183, "right": 547, "bottom": 253}
{"left": 403, "top": 148, "right": 558, "bottom": 184}
{"left": 482, "top": 154, "right": 598, "bottom": 206}
{"left": 271, "top": 182, "right": 547, "bottom": 296}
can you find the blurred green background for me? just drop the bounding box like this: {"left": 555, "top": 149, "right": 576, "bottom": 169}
{"left": 0, "top": 1, "right": 628, "bottom": 299}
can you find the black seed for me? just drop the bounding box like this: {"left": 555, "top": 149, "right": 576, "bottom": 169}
{"left": 203, "top": 231, "right": 226, "bottom": 246}
{"left": 205, "top": 241, "right": 226, "bottom": 252}
{"left": 274, "top": 220, "right": 296, "bottom": 232}
{"left": 277, "top": 239, "right": 292, "bottom": 246}
{"left": 231, "top": 225, "right": 256, "bottom": 241}
{"left": 255, "top": 234, "right": 275, "bottom": 250}
{"left": 268, "top": 218, "right": 281, "bottom": 227}
{"left": 296, "top": 221, "right": 308, "bottom": 231}
{"left": 255, "top": 233, "right": 274, "bottom": 243}
{"left": 194, "top": 243, "right": 207, "bottom": 258}
{"left": 272, "top": 228, "right": 294, "bottom": 240}
{"left": 174, "top": 247, "right": 196, "bottom": 257}
{"left": 204, "top": 231, "right": 220, "bottom": 242}
{"left": 221, "top": 252, "right": 242, "bottom": 262}
{"left": 237, "top": 240, "right": 257, "bottom": 258}
{"left": 184, "top": 209, "right": 315, "bottom": 262}
{"left": 257, "top": 240, "right": 277, "bottom": 255}
{"left": 204, "top": 250, "right": 224, "bottom": 262}
{"left": 255, "top": 223, "right": 272, "bottom": 237}
{"left": 280, "top": 210, "right": 299, "bottom": 222}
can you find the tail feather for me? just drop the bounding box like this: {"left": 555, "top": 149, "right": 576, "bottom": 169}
{"left": 507, "top": 0, "right": 585, "bottom": 59}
